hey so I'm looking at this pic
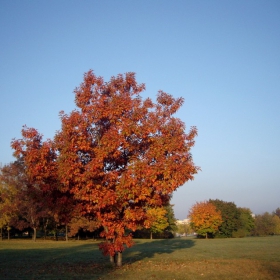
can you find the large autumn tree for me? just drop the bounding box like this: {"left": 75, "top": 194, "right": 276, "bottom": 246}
{"left": 55, "top": 70, "right": 198, "bottom": 265}
{"left": 12, "top": 70, "right": 199, "bottom": 266}
{"left": 188, "top": 201, "right": 222, "bottom": 238}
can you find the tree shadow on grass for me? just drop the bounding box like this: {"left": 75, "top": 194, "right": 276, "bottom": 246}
{"left": 124, "top": 238, "right": 195, "bottom": 263}
{"left": 0, "top": 238, "right": 195, "bottom": 279}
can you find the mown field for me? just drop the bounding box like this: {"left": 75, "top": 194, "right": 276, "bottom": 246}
{"left": 0, "top": 236, "right": 280, "bottom": 279}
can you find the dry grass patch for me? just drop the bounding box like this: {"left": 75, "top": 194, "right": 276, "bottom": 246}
{"left": 106, "top": 259, "right": 280, "bottom": 280}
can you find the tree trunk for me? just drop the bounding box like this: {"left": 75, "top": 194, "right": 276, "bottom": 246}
{"left": 109, "top": 252, "right": 122, "bottom": 267}
{"left": 108, "top": 236, "right": 122, "bottom": 266}
{"left": 206, "top": 232, "right": 208, "bottom": 239}
{"left": 7, "top": 228, "right": 10, "bottom": 240}
{"left": 33, "top": 228, "right": 37, "bottom": 242}
{"left": 0, "top": 227, "right": 2, "bottom": 240}
{"left": 65, "top": 224, "right": 68, "bottom": 242}
{"left": 150, "top": 231, "right": 153, "bottom": 239}
{"left": 116, "top": 252, "right": 122, "bottom": 267}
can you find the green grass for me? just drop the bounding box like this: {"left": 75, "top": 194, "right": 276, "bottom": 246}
{"left": 0, "top": 236, "right": 280, "bottom": 279}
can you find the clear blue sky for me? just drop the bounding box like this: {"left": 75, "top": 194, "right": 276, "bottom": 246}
{"left": 1, "top": 0, "right": 279, "bottom": 219}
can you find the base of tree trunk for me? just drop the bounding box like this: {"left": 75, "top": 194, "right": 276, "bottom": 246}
{"left": 110, "top": 252, "right": 122, "bottom": 267}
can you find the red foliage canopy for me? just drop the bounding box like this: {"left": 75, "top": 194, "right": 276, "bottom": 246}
{"left": 12, "top": 70, "right": 199, "bottom": 257}
{"left": 55, "top": 70, "right": 198, "bottom": 254}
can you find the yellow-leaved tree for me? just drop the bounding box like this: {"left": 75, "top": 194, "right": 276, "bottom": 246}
{"left": 188, "top": 201, "right": 222, "bottom": 238}
{"left": 145, "top": 207, "right": 169, "bottom": 239}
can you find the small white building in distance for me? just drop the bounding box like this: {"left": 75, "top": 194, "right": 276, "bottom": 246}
{"left": 176, "top": 218, "right": 190, "bottom": 225}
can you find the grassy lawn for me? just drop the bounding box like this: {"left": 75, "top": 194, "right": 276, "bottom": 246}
{"left": 0, "top": 236, "right": 280, "bottom": 279}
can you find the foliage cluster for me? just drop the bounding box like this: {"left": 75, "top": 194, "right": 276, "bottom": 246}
{"left": 188, "top": 201, "right": 222, "bottom": 238}
{"left": 133, "top": 202, "right": 177, "bottom": 239}
{"left": 209, "top": 199, "right": 255, "bottom": 238}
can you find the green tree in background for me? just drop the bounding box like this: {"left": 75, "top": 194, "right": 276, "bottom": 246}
{"left": 209, "top": 199, "right": 240, "bottom": 238}
{"left": 164, "top": 203, "right": 177, "bottom": 234}
{"left": 233, "top": 207, "right": 255, "bottom": 238}
{"left": 252, "top": 212, "right": 280, "bottom": 236}
{"left": 274, "top": 208, "right": 280, "bottom": 218}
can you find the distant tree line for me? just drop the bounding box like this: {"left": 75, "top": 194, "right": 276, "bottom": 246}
{"left": 252, "top": 210, "right": 280, "bottom": 236}
{"left": 188, "top": 199, "right": 280, "bottom": 238}
{"left": 2, "top": 160, "right": 278, "bottom": 242}
{"left": 0, "top": 160, "right": 94, "bottom": 241}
